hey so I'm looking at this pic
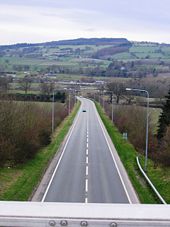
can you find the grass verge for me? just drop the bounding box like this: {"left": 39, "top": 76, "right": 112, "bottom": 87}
{"left": 0, "top": 101, "right": 80, "bottom": 201}
{"left": 95, "top": 102, "right": 161, "bottom": 204}
{"left": 139, "top": 156, "right": 170, "bottom": 204}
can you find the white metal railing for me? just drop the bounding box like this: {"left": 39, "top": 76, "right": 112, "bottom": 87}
{"left": 137, "top": 156, "right": 167, "bottom": 204}
{"left": 0, "top": 202, "right": 170, "bottom": 226}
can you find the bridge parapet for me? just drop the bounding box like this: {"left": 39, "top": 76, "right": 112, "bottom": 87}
{"left": 0, "top": 202, "right": 170, "bottom": 226}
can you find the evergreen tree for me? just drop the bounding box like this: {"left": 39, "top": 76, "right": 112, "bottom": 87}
{"left": 157, "top": 89, "right": 170, "bottom": 140}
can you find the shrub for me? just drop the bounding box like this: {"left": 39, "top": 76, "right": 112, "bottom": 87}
{"left": 0, "top": 101, "right": 68, "bottom": 166}
{"left": 157, "top": 127, "right": 170, "bottom": 166}
{"left": 113, "top": 105, "right": 150, "bottom": 153}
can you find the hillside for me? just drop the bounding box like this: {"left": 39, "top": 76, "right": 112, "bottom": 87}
{"left": 0, "top": 38, "right": 131, "bottom": 49}
{"left": 0, "top": 38, "right": 170, "bottom": 82}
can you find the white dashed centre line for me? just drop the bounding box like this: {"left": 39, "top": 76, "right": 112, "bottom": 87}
{"left": 86, "top": 166, "right": 88, "bottom": 176}
{"left": 85, "top": 116, "right": 89, "bottom": 204}
{"left": 86, "top": 149, "right": 88, "bottom": 156}
{"left": 86, "top": 156, "right": 88, "bottom": 164}
{"left": 85, "top": 179, "right": 88, "bottom": 192}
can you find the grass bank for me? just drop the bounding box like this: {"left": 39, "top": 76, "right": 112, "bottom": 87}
{"left": 0, "top": 101, "right": 80, "bottom": 201}
{"left": 95, "top": 102, "right": 163, "bottom": 204}
{"left": 139, "top": 156, "right": 170, "bottom": 204}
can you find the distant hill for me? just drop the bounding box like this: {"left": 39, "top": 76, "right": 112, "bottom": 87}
{"left": 0, "top": 38, "right": 131, "bottom": 50}
{"left": 1, "top": 37, "right": 170, "bottom": 82}
{"left": 44, "top": 38, "right": 131, "bottom": 46}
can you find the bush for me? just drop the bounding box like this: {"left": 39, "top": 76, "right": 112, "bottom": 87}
{"left": 39, "top": 130, "right": 51, "bottom": 146}
{"left": 104, "top": 102, "right": 170, "bottom": 167}
{"left": 0, "top": 101, "right": 67, "bottom": 166}
{"left": 112, "top": 105, "right": 151, "bottom": 153}
{"left": 157, "top": 127, "right": 170, "bottom": 166}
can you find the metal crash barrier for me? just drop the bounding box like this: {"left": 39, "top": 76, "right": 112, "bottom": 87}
{"left": 0, "top": 202, "right": 170, "bottom": 226}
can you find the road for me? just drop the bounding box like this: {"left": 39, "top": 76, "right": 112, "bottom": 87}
{"left": 42, "top": 98, "right": 138, "bottom": 203}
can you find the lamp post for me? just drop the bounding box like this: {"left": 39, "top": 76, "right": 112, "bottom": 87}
{"left": 74, "top": 90, "right": 77, "bottom": 104}
{"left": 126, "top": 88, "right": 149, "bottom": 171}
{"left": 103, "top": 90, "right": 105, "bottom": 110}
{"left": 98, "top": 91, "right": 100, "bottom": 103}
{"left": 68, "top": 92, "right": 71, "bottom": 115}
{"left": 111, "top": 92, "right": 114, "bottom": 123}
{"left": 52, "top": 91, "right": 55, "bottom": 134}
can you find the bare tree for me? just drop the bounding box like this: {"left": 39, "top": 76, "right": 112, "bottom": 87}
{"left": 107, "top": 82, "right": 125, "bottom": 104}
{"left": 0, "top": 76, "right": 11, "bottom": 93}
{"left": 40, "top": 82, "right": 54, "bottom": 95}
{"left": 20, "top": 76, "right": 32, "bottom": 94}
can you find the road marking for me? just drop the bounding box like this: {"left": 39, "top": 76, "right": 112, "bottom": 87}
{"left": 86, "top": 143, "right": 88, "bottom": 148}
{"left": 87, "top": 137, "right": 89, "bottom": 143}
{"left": 86, "top": 149, "right": 88, "bottom": 156}
{"left": 85, "top": 197, "right": 88, "bottom": 203}
{"left": 91, "top": 100, "right": 132, "bottom": 204}
{"left": 85, "top": 179, "right": 88, "bottom": 192}
{"left": 86, "top": 156, "right": 88, "bottom": 164}
{"left": 41, "top": 105, "right": 81, "bottom": 202}
{"left": 86, "top": 166, "right": 88, "bottom": 176}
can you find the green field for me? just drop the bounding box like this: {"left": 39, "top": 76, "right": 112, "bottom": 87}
{"left": 133, "top": 45, "right": 170, "bottom": 59}
{"left": 1, "top": 41, "right": 170, "bottom": 84}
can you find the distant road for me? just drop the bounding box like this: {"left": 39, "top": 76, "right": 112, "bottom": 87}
{"left": 42, "top": 98, "right": 138, "bottom": 203}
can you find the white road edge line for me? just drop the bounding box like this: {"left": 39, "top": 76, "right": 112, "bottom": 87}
{"left": 91, "top": 100, "right": 132, "bottom": 204}
{"left": 41, "top": 106, "right": 81, "bottom": 202}
{"left": 85, "top": 197, "right": 88, "bottom": 203}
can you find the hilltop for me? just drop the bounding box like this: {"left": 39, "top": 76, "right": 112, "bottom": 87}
{"left": 0, "top": 38, "right": 131, "bottom": 49}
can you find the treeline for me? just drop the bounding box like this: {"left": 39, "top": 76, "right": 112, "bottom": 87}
{"left": 1, "top": 58, "right": 170, "bottom": 81}
{"left": 0, "top": 101, "right": 67, "bottom": 166}
{"left": 37, "top": 59, "right": 169, "bottom": 79}
{"left": 92, "top": 45, "right": 130, "bottom": 59}
{"left": 106, "top": 78, "right": 170, "bottom": 102}
{"left": 0, "top": 38, "right": 130, "bottom": 50}
{"left": 0, "top": 92, "right": 66, "bottom": 103}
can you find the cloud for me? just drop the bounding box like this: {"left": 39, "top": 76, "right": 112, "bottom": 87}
{"left": 0, "top": 0, "right": 170, "bottom": 44}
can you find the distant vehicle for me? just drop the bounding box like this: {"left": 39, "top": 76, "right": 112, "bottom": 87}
{"left": 82, "top": 110, "right": 86, "bottom": 112}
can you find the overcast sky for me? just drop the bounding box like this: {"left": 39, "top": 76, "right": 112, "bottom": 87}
{"left": 0, "top": 0, "right": 170, "bottom": 45}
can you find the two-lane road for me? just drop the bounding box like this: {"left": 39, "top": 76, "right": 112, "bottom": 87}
{"left": 42, "top": 98, "right": 138, "bottom": 203}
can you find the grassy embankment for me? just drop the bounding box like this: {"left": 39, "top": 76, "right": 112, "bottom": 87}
{"left": 95, "top": 102, "right": 170, "bottom": 204}
{"left": 0, "top": 101, "right": 80, "bottom": 201}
